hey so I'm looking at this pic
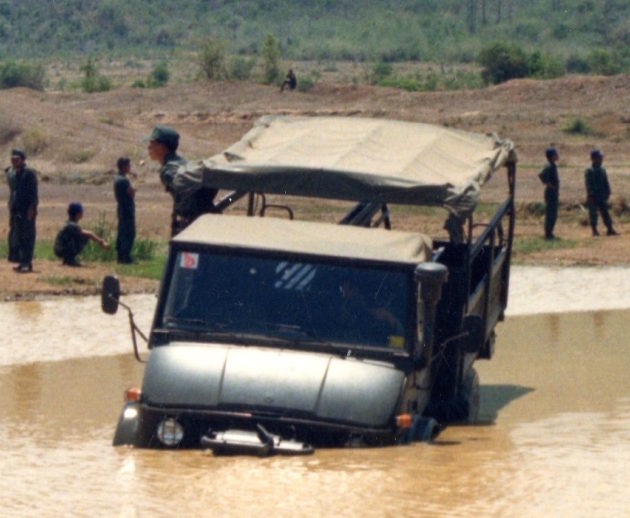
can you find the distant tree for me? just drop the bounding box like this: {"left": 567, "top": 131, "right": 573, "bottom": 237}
{"left": 262, "top": 34, "right": 281, "bottom": 84}
{"left": 478, "top": 42, "right": 529, "bottom": 84}
{"left": 80, "top": 57, "right": 112, "bottom": 93}
{"left": 198, "top": 38, "right": 226, "bottom": 80}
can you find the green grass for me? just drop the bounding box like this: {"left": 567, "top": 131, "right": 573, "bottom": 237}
{"left": 512, "top": 236, "right": 578, "bottom": 256}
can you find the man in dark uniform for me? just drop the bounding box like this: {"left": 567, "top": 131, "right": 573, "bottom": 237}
{"left": 280, "top": 69, "right": 297, "bottom": 92}
{"left": 9, "top": 149, "right": 38, "bottom": 272}
{"left": 5, "top": 152, "right": 19, "bottom": 262}
{"left": 113, "top": 157, "right": 136, "bottom": 263}
{"left": 538, "top": 147, "right": 559, "bottom": 240}
{"left": 54, "top": 202, "right": 109, "bottom": 266}
{"left": 585, "top": 149, "right": 617, "bottom": 237}
{"left": 146, "top": 125, "right": 217, "bottom": 236}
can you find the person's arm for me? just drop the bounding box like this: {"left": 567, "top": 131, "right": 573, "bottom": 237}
{"left": 80, "top": 229, "right": 109, "bottom": 249}
{"left": 26, "top": 171, "right": 38, "bottom": 220}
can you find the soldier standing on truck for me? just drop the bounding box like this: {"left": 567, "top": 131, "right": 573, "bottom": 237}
{"left": 146, "top": 125, "right": 217, "bottom": 236}
{"left": 585, "top": 149, "right": 618, "bottom": 237}
{"left": 538, "top": 147, "right": 559, "bottom": 240}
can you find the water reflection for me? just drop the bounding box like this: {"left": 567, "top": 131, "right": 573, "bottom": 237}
{"left": 0, "top": 298, "right": 629, "bottom": 516}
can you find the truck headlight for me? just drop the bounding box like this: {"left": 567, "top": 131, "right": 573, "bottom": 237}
{"left": 157, "top": 418, "right": 184, "bottom": 447}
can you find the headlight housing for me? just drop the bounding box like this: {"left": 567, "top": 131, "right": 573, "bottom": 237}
{"left": 157, "top": 417, "right": 184, "bottom": 447}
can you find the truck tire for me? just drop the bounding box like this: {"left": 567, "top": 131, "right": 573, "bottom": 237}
{"left": 426, "top": 367, "right": 479, "bottom": 424}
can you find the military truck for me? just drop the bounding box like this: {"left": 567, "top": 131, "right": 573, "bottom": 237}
{"left": 103, "top": 116, "right": 516, "bottom": 454}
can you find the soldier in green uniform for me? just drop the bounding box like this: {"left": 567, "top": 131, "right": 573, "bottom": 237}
{"left": 113, "top": 157, "right": 136, "bottom": 263}
{"left": 8, "top": 149, "right": 38, "bottom": 272}
{"left": 146, "top": 125, "right": 217, "bottom": 236}
{"left": 54, "top": 202, "right": 109, "bottom": 266}
{"left": 538, "top": 147, "right": 559, "bottom": 240}
{"left": 585, "top": 149, "right": 617, "bottom": 237}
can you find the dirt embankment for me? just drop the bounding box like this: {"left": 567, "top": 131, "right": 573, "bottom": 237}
{"left": 0, "top": 74, "right": 629, "bottom": 299}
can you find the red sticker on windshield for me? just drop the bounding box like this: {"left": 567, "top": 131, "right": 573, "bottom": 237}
{"left": 180, "top": 252, "right": 199, "bottom": 269}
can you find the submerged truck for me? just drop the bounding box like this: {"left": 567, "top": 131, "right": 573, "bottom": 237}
{"left": 103, "top": 116, "right": 516, "bottom": 454}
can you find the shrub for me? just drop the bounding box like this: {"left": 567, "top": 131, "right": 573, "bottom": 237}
{"left": 80, "top": 57, "right": 112, "bottom": 93}
{"left": 262, "top": 34, "right": 281, "bottom": 84}
{"left": 528, "top": 51, "right": 565, "bottom": 79}
{"left": 229, "top": 56, "right": 255, "bottom": 81}
{"left": 147, "top": 61, "right": 169, "bottom": 87}
{"left": 586, "top": 49, "right": 621, "bottom": 76}
{"left": 22, "top": 128, "right": 48, "bottom": 155}
{"left": 478, "top": 42, "right": 529, "bottom": 85}
{"left": 371, "top": 61, "right": 393, "bottom": 84}
{"left": 297, "top": 75, "right": 315, "bottom": 92}
{"left": 566, "top": 54, "right": 590, "bottom": 74}
{"left": 198, "top": 38, "right": 226, "bottom": 80}
{"left": 0, "top": 60, "right": 46, "bottom": 90}
{"left": 562, "top": 117, "right": 591, "bottom": 135}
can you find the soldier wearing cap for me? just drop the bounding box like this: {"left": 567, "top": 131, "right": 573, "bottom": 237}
{"left": 538, "top": 147, "right": 560, "bottom": 240}
{"left": 113, "top": 157, "right": 135, "bottom": 263}
{"left": 585, "top": 149, "right": 617, "bottom": 236}
{"left": 146, "top": 125, "right": 217, "bottom": 236}
{"left": 7, "top": 148, "right": 38, "bottom": 272}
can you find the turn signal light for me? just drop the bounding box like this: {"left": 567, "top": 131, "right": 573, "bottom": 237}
{"left": 396, "top": 413, "right": 413, "bottom": 429}
{"left": 124, "top": 387, "right": 142, "bottom": 403}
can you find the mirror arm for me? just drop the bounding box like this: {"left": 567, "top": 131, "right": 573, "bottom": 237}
{"left": 108, "top": 294, "right": 148, "bottom": 363}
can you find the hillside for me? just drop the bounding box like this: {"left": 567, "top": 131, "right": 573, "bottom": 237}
{"left": 0, "top": 0, "right": 629, "bottom": 65}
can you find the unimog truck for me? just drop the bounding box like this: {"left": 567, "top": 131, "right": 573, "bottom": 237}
{"left": 103, "top": 116, "right": 516, "bottom": 454}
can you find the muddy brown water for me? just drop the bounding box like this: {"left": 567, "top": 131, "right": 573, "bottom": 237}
{"left": 1, "top": 296, "right": 629, "bottom": 517}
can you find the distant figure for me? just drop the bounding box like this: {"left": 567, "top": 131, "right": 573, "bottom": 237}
{"left": 585, "top": 149, "right": 617, "bottom": 237}
{"left": 280, "top": 69, "right": 297, "bottom": 92}
{"left": 146, "top": 125, "right": 217, "bottom": 236}
{"left": 7, "top": 148, "right": 38, "bottom": 273}
{"left": 113, "top": 157, "right": 136, "bottom": 263}
{"left": 54, "top": 202, "right": 109, "bottom": 266}
{"left": 538, "top": 147, "right": 559, "bottom": 240}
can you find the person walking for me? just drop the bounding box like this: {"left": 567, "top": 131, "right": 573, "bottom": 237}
{"left": 53, "top": 202, "right": 109, "bottom": 266}
{"left": 585, "top": 149, "right": 617, "bottom": 237}
{"left": 113, "top": 157, "right": 136, "bottom": 263}
{"left": 8, "top": 149, "right": 38, "bottom": 272}
{"left": 146, "top": 125, "right": 217, "bottom": 236}
{"left": 538, "top": 147, "right": 559, "bottom": 240}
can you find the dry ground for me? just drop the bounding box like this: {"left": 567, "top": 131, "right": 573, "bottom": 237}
{"left": 0, "top": 73, "right": 629, "bottom": 299}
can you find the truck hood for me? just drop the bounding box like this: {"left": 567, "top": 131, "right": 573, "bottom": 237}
{"left": 141, "top": 342, "right": 405, "bottom": 428}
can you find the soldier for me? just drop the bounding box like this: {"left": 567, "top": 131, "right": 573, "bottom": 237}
{"left": 5, "top": 152, "right": 18, "bottom": 262}
{"left": 53, "top": 202, "right": 109, "bottom": 266}
{"left": 538, "top": 147, "right": 559, "bottom": 240}
{"left": 113, "top": 157, "right": 136, "bottom": 264}
{"left": 585, "top": 149, "right": 617, "bottom": 237}
{"left": 280, "top": 69, "right": 297, "bottom": 92}
{"left": 8, "top": 149, "right": 38, "bottom": 273}
{"left": 146, "top": 125, "right": 217, "bottom": 236}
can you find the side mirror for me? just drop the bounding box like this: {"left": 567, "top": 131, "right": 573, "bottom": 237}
{"left": 102, "top": 275, "right": 120, "bottom": 315}
{"left": 462, "top": 315, "right": 483, "bottom": 354}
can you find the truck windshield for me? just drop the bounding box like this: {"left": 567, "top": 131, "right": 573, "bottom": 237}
{"left": 162, "top": 250, "right": 412, "bottom": 351}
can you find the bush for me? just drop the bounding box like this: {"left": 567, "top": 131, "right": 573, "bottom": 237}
{"left": 586, "top": 49, "right": 621, "bottom": 76}
{"left": 147, "top": 61, "right": 169, "bottom": 87}
{"left": 371, "top": 61, "right": 393, "bottom": 84}
{"left": 562, "top": 117, "right": 591, "bottom": 135}
{"left": 527, "top": 51, "right": 565, "bottom": 79}
{"left": 229, "top": 56, "right": 255, "bottom": 81}
{"left": 262, "top": 34, "right": 281, "bottom": 84}
{"left": 566, "top": 54, "right": 590, "bottom": 74}
{"left": 198, "top": 38, "right": 226, "bottom": 80}
{"left": 22, "top": 128, "right": 48, "bottom": 155}
{"left": 297, "top": 75, "right": 315, "bottom": 92}
{"left": 80, "top": 57, "right": 112, "bottom": 93}
{"left": 478, "top": 42, "right": 529, "bottom": 85}
{"left": 0, "top": 60, "right": 46, "bottom": 90}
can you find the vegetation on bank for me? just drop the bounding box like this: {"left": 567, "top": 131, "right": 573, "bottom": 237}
{"left": 0, "top": 1, "right": 628, "bottom": 94}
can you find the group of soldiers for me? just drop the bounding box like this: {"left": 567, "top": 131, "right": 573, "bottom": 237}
{"left": 5, "top": 125, "right": 216, "bottom": 271}
{"left": 539, "top": 148, "right": 618, "bottom": 240}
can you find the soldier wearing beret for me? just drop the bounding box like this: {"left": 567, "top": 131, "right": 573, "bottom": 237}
{"left": 7, "top": 149, "right": 38, "bottom": 272}
{"left": 538, "top": 147, "right": 559, "bottom": 240}
{"left": 113, "top": 157, "right": 136, "bottom": 263}
{"left": 146, "top": 125, "right": 217, "bottom": 236}
{"left": 585, "top": 149, "right": 617, "bottom": 237}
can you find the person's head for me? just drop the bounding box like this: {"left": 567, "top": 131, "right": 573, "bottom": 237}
{"left": 545, "top": 147, "right": 558, "bottom": 163}
{"left": 590, "top": 149, "right": 603, "bottom": 166}
{"left": 117, "top": 157, "right": 131, "bottom": 174}
{"left": 10, "top": 148, "right": 26, "bottom": 169}
{"left": 68, "top": 202, "right": 84, "bottom": 222}
{"left": 146, "top": 125, "right": 179, "bottom": 165}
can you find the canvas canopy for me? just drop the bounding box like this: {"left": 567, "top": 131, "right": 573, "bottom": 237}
{"left": 175, "top": 214, "right": 432, "bottom": 265}
{"left": 175, "top": 115, "right": 515, "bottom": 218}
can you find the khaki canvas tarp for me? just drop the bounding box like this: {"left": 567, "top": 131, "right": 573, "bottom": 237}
{"left": 176, "top": 214, "right": 432, "bottom": 265}
{"left": 177, "top": 115, "right": 515, "bottom": 218}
